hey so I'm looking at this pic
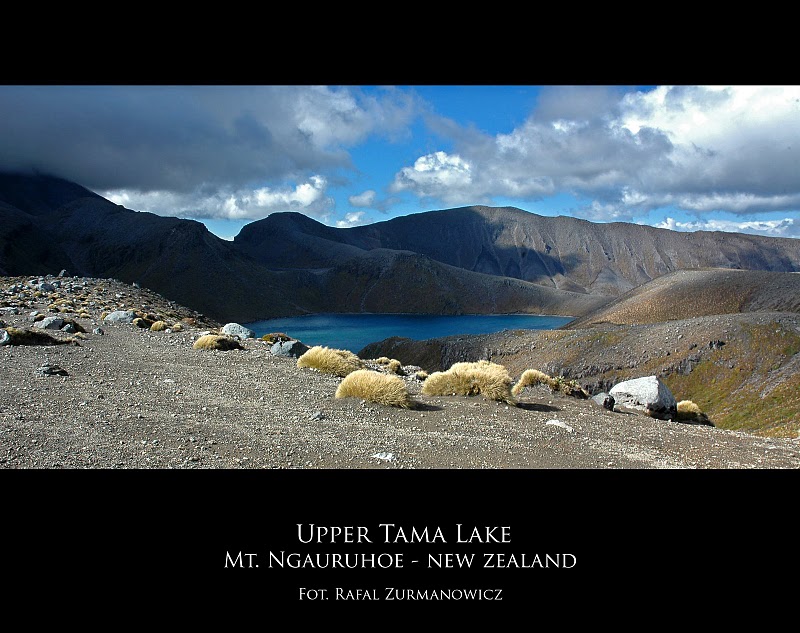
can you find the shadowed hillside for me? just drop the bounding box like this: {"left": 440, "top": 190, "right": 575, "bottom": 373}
{"left": 1, "top": 172, "right": 606, "bottom": 321}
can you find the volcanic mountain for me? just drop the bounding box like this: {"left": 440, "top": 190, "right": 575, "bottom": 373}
{"left": 2, "top": 171, "right": 800, "bottom": 323}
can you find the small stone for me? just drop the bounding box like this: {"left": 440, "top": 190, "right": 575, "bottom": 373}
{"left": 372, "top": 452, "right": 395, "bottom": 461}
{"left": 36, "top": 364, "right": 69, "bottom": 376}
{"left": 546, "top": 419, "right": 574, "bottom": 432}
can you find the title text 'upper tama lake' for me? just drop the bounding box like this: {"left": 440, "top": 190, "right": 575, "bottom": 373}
{"left": 244, "top": 314, "right": 573, "bottom": 353}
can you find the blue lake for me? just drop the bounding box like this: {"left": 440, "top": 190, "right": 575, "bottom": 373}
{"left": 244, "top": 313, "right": 573, "bottom": 353}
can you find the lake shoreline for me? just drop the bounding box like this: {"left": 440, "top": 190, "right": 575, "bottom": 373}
{"left": 243, "top": 313, "right": 575, "bottom": 354}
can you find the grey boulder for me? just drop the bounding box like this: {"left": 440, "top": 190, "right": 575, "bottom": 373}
{"left": 270, "top": 340, "right": 310, "bottom": 358}
{"left": 222, "top": 323, "right": 255, "bottom": 340}
{"left": 104, "top": 310, "right": 137, "bottom": 323}
{"left": 35, "top": 316, "right": 65, "bottom": 330}
{"left": 609, "top": 376, "right": 677, "bottom": 420}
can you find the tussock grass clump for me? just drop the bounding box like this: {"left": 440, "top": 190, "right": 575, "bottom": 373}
{"left": 171, "top": 322, "right": 183, "bottom": 332}
{"left": 387, "top": 359, "right": 402, "bottom": 374}
{"left": 192, "top": 334, "right": 243, "bottom": 351}
{"left": 132, "top": 317, "right": 152, "bottom": 329}
{"left": 335, "top": 369, "right": 413, "bottom": 408}
{"left": 422, "top": 360, "right": 516, "bottom": 404}
{"left": 297, "top": 345, "right": 365, "bottom": 377}
{"left": 415, "top": 370, "right": 429, "bottom": 381}
{"left": 676, "top": 400, "right": 711, "bottom": 424}
{"left": 261, "top": 332, "right": 293, "bottom": 344}
{"left": 512, "top": 369, "right": 556, "bottom": 395}
{"left": 150, "top": 321, "right": 168, "bottom": 331}
{"left": 512, "top": 369, "right": 588, "bottom": 399}
{"left": 3, "top": 327, "right": 73, "bottom": 346}
{"left": 374, "top": 357, "right": 391, "bottom": 365}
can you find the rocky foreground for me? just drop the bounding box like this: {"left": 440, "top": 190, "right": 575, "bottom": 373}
{"left": 2, "top": 274, "right": 800, "bottom": 469}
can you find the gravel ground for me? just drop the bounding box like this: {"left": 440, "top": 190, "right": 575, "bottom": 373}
{"left": 3, "top": 321, "right": 800, "bottom": 470}
{"left": 2, "top": 275, "right": 799, "bottom": 470}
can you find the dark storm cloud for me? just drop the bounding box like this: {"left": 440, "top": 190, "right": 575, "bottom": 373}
{"left": 0, "top": 85, "right": 415, "bottom": 193}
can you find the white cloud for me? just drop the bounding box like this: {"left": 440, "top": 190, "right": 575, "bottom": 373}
{"left": 103, "top": 175, "right": 334, "bottom": 221}
{"left": 573, "top": 200, "right": 639, "bottom": 222}
{"left": 396, "top": 85, "right": 800, "bottom": 224}
{"left": 0, "top": 85, "right": 418, "bottom": 195}
{"left": 349, "top": 190, "right": 376, "bottom": 207}
{"left": 654, "top": 216, "right": 798, "bottom": 238}
{"left": 336, "top": 211, "right": 366, "bottom": 227}
{"left": 390, "top": 151, "right": 477, "bottom": 203}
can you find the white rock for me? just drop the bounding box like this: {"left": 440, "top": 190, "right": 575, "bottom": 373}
{"left": 546, "top": 419, "right": 574, "bottom": 432}
{"left": 221, "top": 323, "right": 255, "bottom": 340}
{"left": 609, "top": 376, "right": 677, "bottom": 420}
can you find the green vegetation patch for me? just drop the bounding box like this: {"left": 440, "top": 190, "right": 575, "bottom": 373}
{"left": 665, "top": 322, "right": 800, "bottom": 437}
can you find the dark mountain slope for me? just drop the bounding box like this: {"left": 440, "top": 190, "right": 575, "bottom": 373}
{"left": 0, "top": 174, "right": 318, "bottom": 321}
{"left": 0, "top": 171, "right": 104, "bottom": 216}
{"left": 314, "top": 249, "right": 609, "bottom": 317}
{"left": 0, "top": 201, "right": 73, "bottom": 275}
{"left": 1, "top": 173, "right": 606, "bottom": 321}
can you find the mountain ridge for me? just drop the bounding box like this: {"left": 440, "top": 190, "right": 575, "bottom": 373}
{"left": 2, "top": 171, "right": 800, "bottom": 323}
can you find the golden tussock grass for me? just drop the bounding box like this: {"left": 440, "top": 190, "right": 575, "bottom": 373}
{"left": 260, "top": 332, "right": 293, "bottom": 344}
{"left": 150, "top": 321, "right": 168, "bottom": 331}
{"left": 296, "top": 346, "right": 365, "bottom": 377}
{"left": 512, "top": 369, "right": 556, "bottom": 395}
{"left": 335, "top": 369, "right": 413, "bottom": 408}
{"left": 192, "top": 334, "right": 243, "bottom": 351}
{"left": 387, "top": 359, "right": 402, "bottom": 374}
{"left": 512, "top": 369, "right": 588, "bottom": 399}
{"left": 422, "top": 360, "right": 516, "bottom": 404}
{"left": 3, "top": 327, "right": 75, "bottom": 346}
{"left": 676, "top": 400, "right": 710, "bottom": 424}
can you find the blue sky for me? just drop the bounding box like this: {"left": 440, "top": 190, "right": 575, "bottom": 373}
{"left": 1, "top": 85, "right": 798, "bottom": 239}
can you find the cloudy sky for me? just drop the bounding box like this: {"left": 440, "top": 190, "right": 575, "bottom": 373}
{"left": 1, "top": 85, "right": 798, "bottom": 239}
